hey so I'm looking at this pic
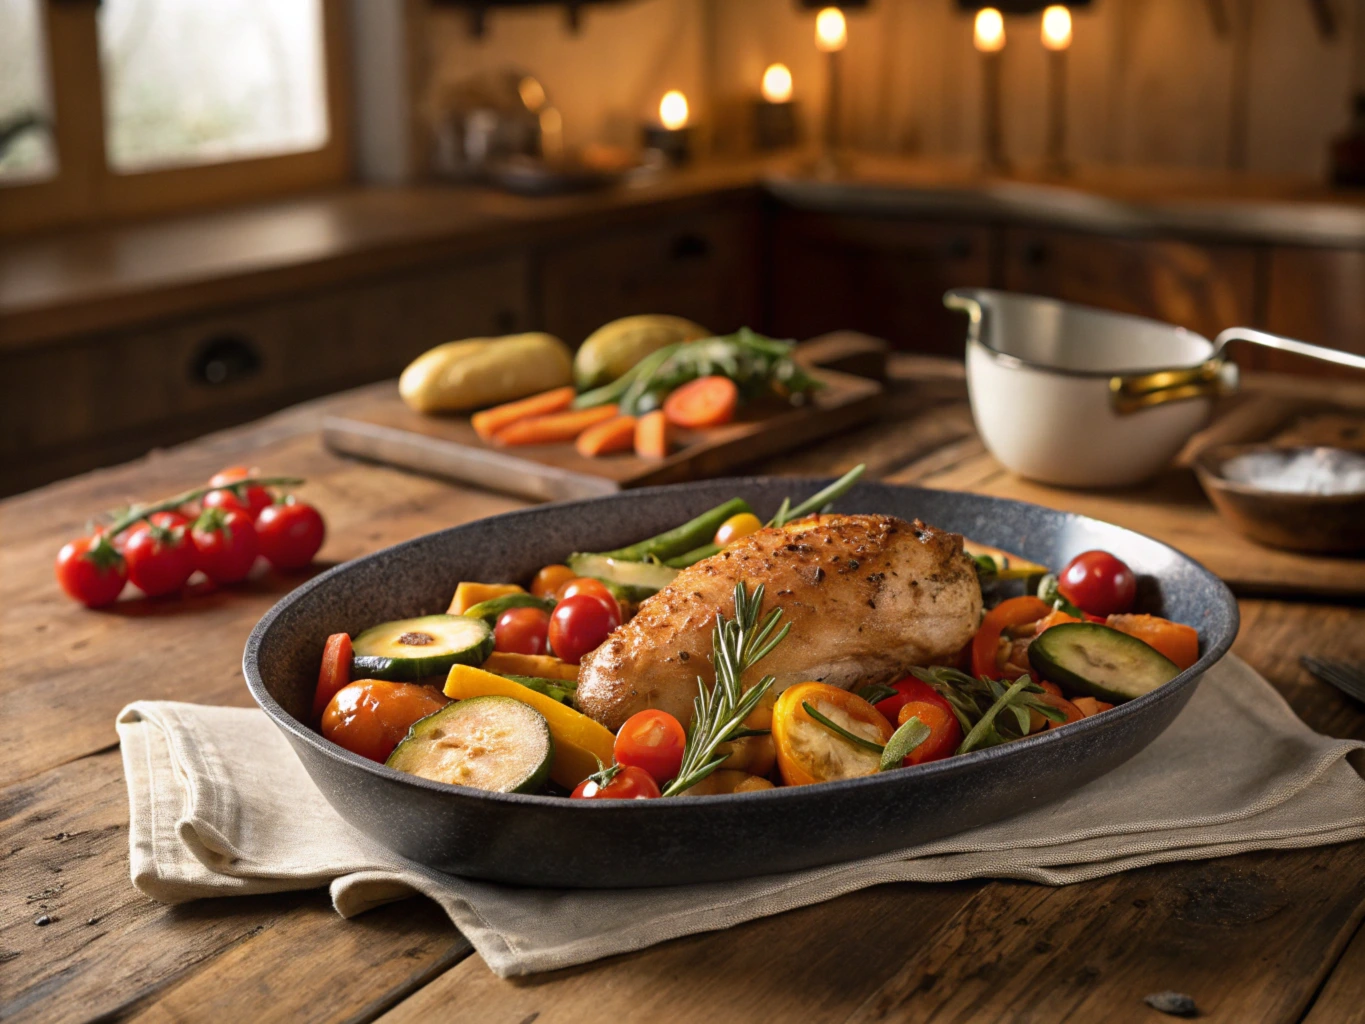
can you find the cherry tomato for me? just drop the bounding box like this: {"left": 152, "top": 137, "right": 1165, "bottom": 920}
{"left": 55, "top": 535, "right": 127, "bottom": 608}
{"left": 494, "top": 606, "right": 551, "bottom": 655}
{"left": 530, "top": 564, "right": 575, "bottom": 599}
{"left": 556, "top": 577, "right": 620, "bottom": 617}
{"left": 191, "top": 507, "right": 259, "bottom": 584}
{"left": 313, "top": 633, "right": 353, "bottom": 721}
{"left": 613, "top": 710, "right": 687, "bottom": 785}
{"left": 548, "top": 594, "right": 621, "bottom": 665}
{"left": 206, "top": 466, "right": 274, "bottom": 519}
{"left": 895, "top": 700, "right": 963, "bottom": 766}
{"left": 321, "top": 679, "right": 449, "bottom": 762}
{"left": 254, "top": 499, "right": 326, "bottom": 570}
{"left": 873, "top": 676, "right": 955, "bottom": 723}
{"left": 124, "top": 522, "right": 197, "bottom": 597}
{"left": 570, "top": 764, "right": 661, "bottom": 800}
{"left": 1057, "top": 550, "right": 1137, "bottom": 617}
{"left": 714, "top": 511, "right": 763, "bottom": 548}
{"left": 148, "top": 510, "right": 191, "bottom": 531}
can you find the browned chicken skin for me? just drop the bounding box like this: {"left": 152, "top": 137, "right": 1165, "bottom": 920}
{"left": 575, "top": 513, "right": 983, "bottom": 731}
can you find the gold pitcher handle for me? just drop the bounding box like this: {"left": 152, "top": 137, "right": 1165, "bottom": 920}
{"left": 1109, "top": 359, "right": 1238, "bottom": 415}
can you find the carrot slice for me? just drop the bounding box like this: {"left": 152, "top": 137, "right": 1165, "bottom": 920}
{"left": 312, "top": 633, "right": 352, "bottom": 722}
{"left": 472, "top": 386, "right": 575, "bottom": 441}
{"left": 663, "top": 375, "right": 739, "bottom": 429}
{"left": 1106, "top": 614, "right": 1200, "bottom": 670}
{"left": 492, "top": 404, "right": 619, "bottom": 446}
{"left": 635, "top": 410, "right": 670, "bottom": 458}
{"left": 575, "top": 414, "right": 638, "bottom": 457}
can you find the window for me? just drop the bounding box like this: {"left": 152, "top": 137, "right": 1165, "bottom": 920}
{"left": 0, "top": 0, "right": 348, "bottom": 235}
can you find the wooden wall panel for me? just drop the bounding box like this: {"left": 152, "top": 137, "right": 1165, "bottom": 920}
{"left": 1264, "top": 245, "right": 1365, "bottom": 373}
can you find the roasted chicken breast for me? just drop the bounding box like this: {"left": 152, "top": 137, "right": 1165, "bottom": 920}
{"left": 575, "top": 513, "right": 983, "bottom": 731}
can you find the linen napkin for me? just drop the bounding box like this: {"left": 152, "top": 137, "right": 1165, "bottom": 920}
{"left": 117, "top": 655, "right": 1365, "bottom": 978}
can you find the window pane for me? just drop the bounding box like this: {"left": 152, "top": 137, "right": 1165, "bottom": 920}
{"left": 99, "top": 0, "right": 329, "bottom": 173}
{"left": 0, "top": 0, "right": 57, "bottom": 184}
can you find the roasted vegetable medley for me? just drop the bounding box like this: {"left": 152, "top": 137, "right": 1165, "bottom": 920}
{"left": 311, "top": 467, "right": 1201, "bottom": 798}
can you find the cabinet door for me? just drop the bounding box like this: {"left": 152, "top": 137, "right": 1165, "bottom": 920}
{"left": 1002, "top": 227, "right": 1256, "bottom": 340}
{"left": 767, "top": 210, "right": 994, "bottom": 356}
{"left": 1264, "top": 246, "right": 1365, "bottom": 374}
{"left": 537, "top": 198, "right": 761, "bottom": 346}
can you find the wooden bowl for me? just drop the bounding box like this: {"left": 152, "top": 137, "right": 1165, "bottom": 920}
{"left": 1193, "top": 445, "right": 1365, "bottom": 554}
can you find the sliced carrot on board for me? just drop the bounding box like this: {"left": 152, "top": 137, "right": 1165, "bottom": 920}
{"left": 635, "top": 410, "right": 670, "bottom": 459}
{"left": 575, "top": 414, "right": 638, "bottom": 457}
{"left": 471, "top": 386, "right": 575, "bottom": 441}
{"left": 663, "top": 375, "right": 739, "bottom": 429}
{"left": 492, "top": 404, "right": 619, "bottom": 446}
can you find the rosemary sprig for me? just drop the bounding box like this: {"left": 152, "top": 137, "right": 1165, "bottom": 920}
{"left": 802, "top": 702, "right": 884, "bottom": 753}
{"left": 661, "top": 582, "right": 790, "bottom": 796}
{"left": 909, "top": 666, "right": 1067, "bottom": 753}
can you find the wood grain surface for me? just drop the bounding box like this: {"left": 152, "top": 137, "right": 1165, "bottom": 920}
{"left": 4, "top": 355, "right": 1364, "bottom": 1024}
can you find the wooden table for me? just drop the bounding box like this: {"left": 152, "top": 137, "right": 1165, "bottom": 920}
{"left": 4, "top": 358, "right": 1365, "bottom": 1024}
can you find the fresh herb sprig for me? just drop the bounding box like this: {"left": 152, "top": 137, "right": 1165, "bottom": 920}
{"left": 662, "top": 582, "right": 789, "bottom": 796}
{"left": 800, "top": 701, "right": 933, "bottom": 772}
{"left": 909, "top": 666, "right": 1067, "bottom": 753}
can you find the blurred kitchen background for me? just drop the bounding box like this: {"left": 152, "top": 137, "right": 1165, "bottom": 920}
{"left": 3, "top": 0, "right": 1364, "bottom": 496}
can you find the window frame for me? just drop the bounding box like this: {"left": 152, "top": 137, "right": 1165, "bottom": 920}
{"left": 1, "top": 0, "right": 351, "bottom": 236}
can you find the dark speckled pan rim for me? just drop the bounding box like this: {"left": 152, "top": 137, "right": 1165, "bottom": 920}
{"left": 243, "top": 477, "right": 1239, "bottom": 812}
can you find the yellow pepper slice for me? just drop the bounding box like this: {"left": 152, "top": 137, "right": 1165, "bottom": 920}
{"left": 443, "top": 664, "right": 613, "bottom": 788}
{"left": 481, "top": 651, "right": 580, "bottom": 682}
{"left": 448, "top": 582, "right": 525, "bottom": 615}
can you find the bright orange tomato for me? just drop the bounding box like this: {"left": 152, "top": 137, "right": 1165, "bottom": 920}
{"left": 714, "top": 512, "right": 762, "bottom": 548}
{"left": 531, "top": 564, "right": 575, "bottom": 599}
{"left": 613, "top": 709, "right": 687, "bottom": 784}
{"left": 321, "top": 680, "right": 449, "bottom": 763}
{"left": 896, "top": 700, "right": 963, "bottom": 765}
{"left": 772, "top": 682, "right": 894, "bottom": 787}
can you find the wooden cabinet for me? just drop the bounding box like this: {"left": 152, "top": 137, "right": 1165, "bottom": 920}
{"left": 537, "top": 198, "right": 762, "bottom": 346}
{"left": 1, "top": 253, "right": 531, "bottom": 495}
{"left": 766, "top": 209, "right": 994, "bottom": 356}
{"left": 1001, "top": 227, "right": 1258, "bottom": 341}
{"left": 1264, "top": 245, "right": 1365, "bottom": 373}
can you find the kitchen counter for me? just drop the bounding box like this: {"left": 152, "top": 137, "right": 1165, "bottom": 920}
{"left": 5, "top": 154, "right": 1365, "bottom": 352}
{"left": 4, "top": 355, "right": 1365, "bottom": 1022}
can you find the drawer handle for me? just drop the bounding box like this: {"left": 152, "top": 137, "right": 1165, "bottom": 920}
{"left": 670, "top": 234, "right": 712, "bottom": 260}
{"left": 190, "top": 334, "right": 262, "bottom": 386}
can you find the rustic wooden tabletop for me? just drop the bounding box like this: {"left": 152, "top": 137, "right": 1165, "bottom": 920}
{"left": 4, "top": 357, "right": 1364, "bottom": 1024}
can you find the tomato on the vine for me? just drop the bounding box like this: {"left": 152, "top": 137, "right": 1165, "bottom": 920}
{"left": 147, "top": 510, "right": 191, "bottom": 531}
{"left": 570, "top": 764, "right": 661, "bottom": 800}
{"left": 55, "top": 536, "right": 127, "bottom": 608}
{"left": 548, "top": 594, "right": 620, "bottom": 665}
{"left": 191, "top": 507, "right": 259, "bottom": 584}
{"left": 254, "top": 499, "right": 325, "bottom": 570}
{"left": 124, "top": 522, "right": 196, "bottom": 597}
{"left": 612, "top": 710, "right": 686, "bottom": 785}
{"left": 494, "top": 606, "right": 551, "bottom": 655}
{"left": 205, "top": 466, "right": 273, "bottom": 519}
{"left": 1057, "top": 550, "right": 1137, "bottom": 617}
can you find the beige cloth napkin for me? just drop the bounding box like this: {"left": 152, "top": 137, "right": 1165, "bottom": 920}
{"left": 117, "top": 655, "right": 1365, "bottom": 978}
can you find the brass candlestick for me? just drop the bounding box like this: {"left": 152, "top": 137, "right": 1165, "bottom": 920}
{"left": 974, "top": 7, "right": 1008, "bottom": 174}
{"left": 1042, "top": 5, "right": 1073, "bottom": 176}
{"left": 815, "top": 6, "right": 848, "bottom": 177}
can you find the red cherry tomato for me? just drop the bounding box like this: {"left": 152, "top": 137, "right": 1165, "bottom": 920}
{"left": 321, "top": 679, "right": 448, "bottom": 762}
{"left": 254, "top": 499, "right": 326, "bottom": 570}
{"left": 570, "top": 764, "right": 661, "bottom": 800}
{"left": 313, "top": 633, "right": 353, "bottom": 722}
{"left": 873, "top": 676, "right": 956, "bottom": 724}
{"left": 548, "top": 594, "right": 621, "bottom": 665}
{"left": 124, "top": 522, "right": 197, "bottom": 597}
{"left": 1057, "top": 550, "right": 1137, "bottom": 617}
{"left": 191, "top": 507, "right": 259, "bottom": 584}
{"left": 613, "top": 710, "right": 687, "bottom": 784}
{"left": 55, "top": 535, "right": 127, "bottom": 608}
{"left": 895, "top": 700, "right": 963, "bottom": 766}
{"left": 148, "top": 510, "right": 191, "bottom": 531}
{"left": 556, "top": 577, "right": 620, "bottom": 616}
{"left": 207, "top": 466, "right": 274, "bottom": 519}
{"left": 494, "top": 606, "right": 551, "bottom": 655}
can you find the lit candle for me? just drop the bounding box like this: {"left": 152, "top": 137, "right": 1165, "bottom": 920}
{"left": 974, "top": 7, "right": 1008, "bottom": 172}
{"left": 755, "top": 64, "right": 799, "bottom": 150}
{"left": 816, "top": 7, "right": 847, "bottom": 168}
{"left": 815, "top": 7, "right": 847, "bottom": 53}
{"left": 1041, "top": 5, "right": 1072, "bottom": 174}
{"left": 643, "top": 90, "right": 693, "bottom": 166}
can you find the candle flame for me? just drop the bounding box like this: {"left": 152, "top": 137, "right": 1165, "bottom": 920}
{"left": 761, "top": 63, "right": 793, "bottom": 104}
{"left": 815, "top": 7, "right": 847, "bottom": 53}
{"left": 659, "top": 90, "right": 689, "bottom": 131}
{"left": 1041, "top": 5, "right": 1072, "bottom": 51}
{"left": 974, "top": 7, "right": 1005, "bottom": 53}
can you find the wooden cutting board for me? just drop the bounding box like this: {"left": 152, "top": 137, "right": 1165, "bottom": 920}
{"left": 323, "top": 332, "right": 887, "bottom": 503}
{"left": 912, "top": 385, "right": 1365, "bottom": 598}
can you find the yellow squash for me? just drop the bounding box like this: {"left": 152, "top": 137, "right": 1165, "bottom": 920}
{"left": 443, "top": 665, "right": 614, "bottom": 788}
{"left": 448, "top": 582, "right": 525, "bottom": 615}
{"left": 481, "top": 651, "right": 580, "bottom": 682}
{"left": 399, "top": 333, "right": 573, "bottom": 414}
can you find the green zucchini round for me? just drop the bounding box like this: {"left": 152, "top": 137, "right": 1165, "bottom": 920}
{"left": 351, "top": 614, "right": 493, "bottom": 681}
{"left": 1028, "top": 622, "right": 1181, "bottom": 704}
{"left": 385, "top": 695, "right": 553, "bottom": 793}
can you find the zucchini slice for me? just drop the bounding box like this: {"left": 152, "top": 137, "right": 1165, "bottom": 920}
{"left": 386, "top": 696, "right": 553, "bottom": 793}
{"left": 565, "top": 553, "right": 678, "bottom": 600}
{"left": 461, "top": 593, "right": 554, "bottom": 626}
{"left": 1028, "top": 622, "right": 1180, "bottom": 703}
{"left": 352, "top": 614, "right": 493, "bottom": 681}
